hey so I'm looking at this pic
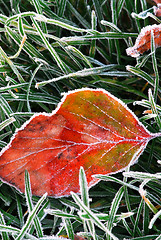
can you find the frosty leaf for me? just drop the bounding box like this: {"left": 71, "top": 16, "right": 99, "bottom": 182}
{"left": 126, "top": 24, "right": 161, "bottom": 57}
{"left": 0, "top": 88, "right": 159, "bottom": 197}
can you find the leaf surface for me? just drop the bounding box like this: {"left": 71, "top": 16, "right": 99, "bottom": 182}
{"left": 126, "top": 24, "right": 161, "bottom": 57}
{"left": 0, "top": 88, "right": 158, "bottom": 197}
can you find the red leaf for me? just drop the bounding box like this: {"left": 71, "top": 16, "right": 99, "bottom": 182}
{"left": 153, "top": 0, "right": 161, "bottom": 4}
{"left": 126, "top": 24, "right": 161, "bottom": 57}
{"left": 0, "top": 89, "right": 158, "bottom": 197}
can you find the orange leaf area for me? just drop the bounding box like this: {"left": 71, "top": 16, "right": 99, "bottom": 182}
{"left": 0, "top": 89, "right": 157, "bottom": 197}
{"left": 126, "top": 24, "right": 161, "bottom": 57}
{"left": 153, "top": 0, "right": 161, "bottom": 3}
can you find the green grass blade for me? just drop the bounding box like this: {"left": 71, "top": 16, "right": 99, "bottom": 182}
{"left": 36, "top": 65, "right": 117, "bottom": 88}
{"left": 6, "top": 26, "right": 45, "bottom": 59}
{"left": 15, "top": 192, "right": 47, "bottom": 240}
{"left": 0, "top": 83, "right": 28, "bottom": 92}
{"left": 0, "top": 212, "right": 9, "bottom": 240}
{"left": 0, "top": 225, "right": 38, "bottom": 239}
{"left": 66, "top": 1, "right": 90, "bottom": 29}
{"left": 133, "top": 199, "right": 143, "bottom": 237}
{"left": 71, "top": 192, "right": 119, "bottom": 240}
{"left": 126, "top": 65, "right": 158, "bottom": 90}
{"left": 15, "top": 194, "right": 24, "bottom": 228}
{"left": 34, "top": 14, "right": 87, "bottom": 32}
{"left": 25, "top": 171, "right": 44, "bottom": 238}
{"left": 89, "top": 10, "right": 97, "bottom": 58}
{"left": 148, "top": 89, "right": 161, "bottom": 129}
{"left": 79, "top": 167, "right": 98, "bottom": 239}
{"left": 92, "top": 0, "right": 105, "bottom": 31}
{"left": 63, "top": 218, "right": 74, "bottom": 240}
{"left": 18, "top": 16, "right": 25, "bottom": 37}
{"left": 107, "top": 187, "right": 124, "bottom": 240}
{"left": 0, "top": 95, "right": 20, "bottom": 128}
{"left": 150, "top": 31, "right": 159, "bottom": 102}
{"left": 117, "top": 0, "right": 125, "bottom": 17}
{"left": 79, "top": 167, "right": 89, "bottom": 208}
{"left": 30, "top": 0, "right": 47, "bottom": 34}
{"left": 66, "top": 45, "right": 93, "bottom": 68}
{"left": 0, "top": 117, "right": 15, "bottom": 131}
{"left": 0, "top": 47, "right": 25, "bottom": 83}
{"left": 31, "top": 17, "right": 70, "bottom": 74}
{"left": 26, "top": 64, "right": 42, "bottom": 112}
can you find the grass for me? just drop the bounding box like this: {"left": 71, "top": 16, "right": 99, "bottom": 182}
{"left": 0, "top": 0, "right": 161, "bottom": 239}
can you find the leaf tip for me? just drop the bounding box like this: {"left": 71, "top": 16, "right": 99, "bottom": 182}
{"left": 126, "top": 65, "right": 132, "bottom": 71}
{"left": 35, "top": 83, "right": 39, "bottom": 89}
{"left": 126, "top": 47, "right": 140, "bottom": 58}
